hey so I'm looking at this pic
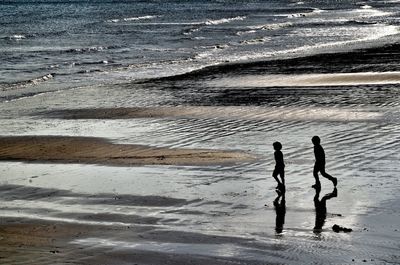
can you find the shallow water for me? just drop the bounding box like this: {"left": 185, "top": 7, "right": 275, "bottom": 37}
{"left": 1, "top": 68, "right": 400, "bottom": 263}
{"left": 2, "top": 0, "right": 400, "bottom": 99}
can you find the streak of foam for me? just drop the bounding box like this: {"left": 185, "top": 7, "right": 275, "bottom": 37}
{"left": 205, "top": 16, "right": 246, "bottom": 25}
{"left": 208, "top": 24, "right": 400, "bottom": 64}
{"left": 7, "top": 34, "right": 26, "bottom": 40}
{"left": 1, "top": 73, "right": 54, "bottom": 92}
{"left": 107, "top": 15, "right": 159, "bottom": 23}
{"left": 248, "top": 22, "right": 293, "bottom": 31}
{"left": 272, "top": 8, "right": 325, "bottom": 18}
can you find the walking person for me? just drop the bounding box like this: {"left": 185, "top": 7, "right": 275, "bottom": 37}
{"left": 272, "top": 141, "right": 285, "bottom": 192}
{"left": 311, "top": 136, "right": 337, "bottom": 188}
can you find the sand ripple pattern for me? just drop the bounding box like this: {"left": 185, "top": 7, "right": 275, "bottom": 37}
{"left": 1, "top": 64, "right": 400, "bottom": 265}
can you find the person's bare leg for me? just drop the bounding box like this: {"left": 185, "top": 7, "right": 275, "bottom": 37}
{"left": 280, "top": 170, "right": 286, "bottom": 192}
{"left": 320, "top": 168, "right": 337, "bottom": 186}
{"left": 273, "top": 170, "right": 282, "bottom": 188}
{"left": 313, "top": 164, "right": 321, "bottom": 188}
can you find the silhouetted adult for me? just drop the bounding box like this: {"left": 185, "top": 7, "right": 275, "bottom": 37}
{"left": 313, "top": 186, "right": 337, "bottom": 233}
{"left": 311, "top": 136, "right": 337, "bottom": 188}
{"left": 274, "top": 188, "right": 286, "bottom": 234}
{"left": 272, "top": 141, "right": 285, "bottom": 191}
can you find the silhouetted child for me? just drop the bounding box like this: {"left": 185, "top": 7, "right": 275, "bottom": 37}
{"left": 312, "top": 136, "right": 337, "bottom": 188}
{"left": 272, "top": 141, "right": 285, "bottom": 191}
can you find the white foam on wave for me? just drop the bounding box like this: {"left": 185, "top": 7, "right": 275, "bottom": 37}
{"left": 211, "top": 23, "right": 399, "bottom": 64}
{"left": 274, "top": 8, "right": 325, "bottom": 18}
{"left": 361, "top": 4, "right": 372, "bottom": 9}
{"left": 9, "top": 35, "right": 26, "bottom": 40}
{"left": 1, "top": 73, "right": 55, "bottom": 93}
{"left": 183, "top": 27, "right": 200, "bottom": 36}
{"left": 236, "top": 30, "right": 257, "bottom": 36}
{"left": 312, "top": 8, "right": 326, "bottom": 14}
{"left": 205, "top": 16, "right": 246, "bottom": 25}
{"left": 286, "top": 23, "right": 399, "bottom": 52}
{"left": 234, "top": 21, "right": 291, "bottom": 38}
{"left": 249, "top": 22, "right": 293, "bottom": 31}
{"left": 107, "top": 15, "right": 159, "bottom": 23}
{"left": 68, "top": 46, "right": 109, "bottom": 53}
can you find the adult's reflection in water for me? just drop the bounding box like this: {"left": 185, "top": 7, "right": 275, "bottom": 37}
{"left": 274, "top": 186, "right": 286, "bottom": 234}
{"left": 313, "top": 186, "right": 337, "bottom": 234}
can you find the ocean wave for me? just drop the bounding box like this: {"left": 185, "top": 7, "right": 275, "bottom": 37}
{"left": 249, "top": 22, "right": 293, "bottom": 31}
{"left": 182, "top": 16, "right": 246, "bottom": 36}
{"left": 3, "top": 31, "right": 71, "bottom": 41}
{"left": 236, "top": 30, "right": 257, "bottom": 36}
{"left": 194, "top": 44, "right": 230, "bottom": 60}
{"left": 132, "top": 23, "right": 399, "bottom": 81}
{"left": 5, "top": 35, "right": 26, "bottom": 40}
{"left": 29, "top": 73, "right": 54, "bottom": 84}
{"left": 296, "top": 19, "right": 378, "bottom": 28}
{"left": 273, "top": 8, "right": 325, "bottom": 18}
{"left": 76, "top": 69, "right": 103, "bottom": 74}
{"left": 65, "top": 46, "right": 118, "bottom": 54}
{"left": 361, "top": 5, "right": 372, "bottom": 9}
{"left": 182, "top": 27, "right": 200, "bottom": 36}
{"left": 204, "top": 16, "right": 246, "bottom": 25}
{"left": 107, "top": 15, "right": 158, "bottom": 23}
{"left": 239, "top": 37, "right": 271, "bottom": 45}
{"left": 1, "top": 73, "right": 55, "bottom": 91}
{"left": 312, "top": 8, "right": 326, "bottom": 14}
{"left": 71, "top": 60, "right": 112, "bottom": 66}
{"left": 242, "top": 24, "right": 399, "bottom": 61}
{"left": 156, "top": 28, "right": 400, "bottom": 82}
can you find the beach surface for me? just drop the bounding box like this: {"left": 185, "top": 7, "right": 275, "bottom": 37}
{"left": 2, "top": 47, "right": 400, "bottom": 264}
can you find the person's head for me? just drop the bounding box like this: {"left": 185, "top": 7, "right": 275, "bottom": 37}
{"left": 312, "top": 136, "right": 321, "bottom": 145}
{"left": 273, "top": 141, "right": 282, "bottom": 151}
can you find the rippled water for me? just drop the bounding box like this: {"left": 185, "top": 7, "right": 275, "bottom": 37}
{"left": 2, "top": 0, "right": 400, "bottom": 95}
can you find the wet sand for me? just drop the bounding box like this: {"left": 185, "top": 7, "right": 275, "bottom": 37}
{"left": 0, "top": 217, "right": 282, "bottom": 265}
{"left": 0, "top": 136, "right": 254, "bottom": 166}
{"left": 1, "top": 45, "right": 400, "bottom": 264}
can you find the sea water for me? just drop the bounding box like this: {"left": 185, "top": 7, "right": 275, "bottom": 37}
{"left": 1, "top": 0, "right": 400, "bottom": 99}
